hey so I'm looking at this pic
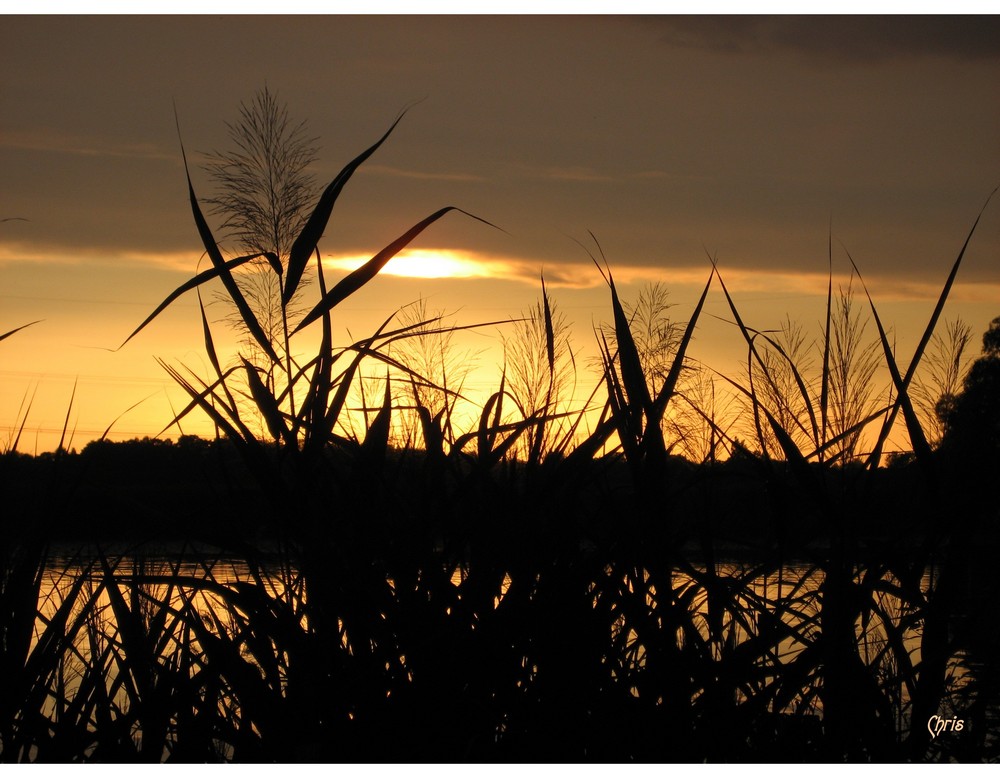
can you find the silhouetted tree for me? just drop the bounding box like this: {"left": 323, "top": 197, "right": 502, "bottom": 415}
{"left": 941, "top": 315, "right": 1000, "bottom": 466}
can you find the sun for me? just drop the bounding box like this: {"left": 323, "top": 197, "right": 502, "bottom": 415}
{"left": 322, "top": 249, "right": 493, "bottom": 281}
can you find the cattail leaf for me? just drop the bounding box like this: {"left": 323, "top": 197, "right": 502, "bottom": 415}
{"left": 745, "top": 340, "right": 769, "bottom": 457}
{"left": 859, "top": 187, "right": 996, "bottom": 468}
{"left": 198, "top": 291, "right": 222, "bottom": 379}
{"left": 844, "top": 259, "right": 935, "bottom": 470}
{"left": 20, "top": 562, "right": 102, "bottom": 710}
{"left": 242, "top": 357, "right": 291, "bottom": 446}
{"left": 454, "top": 414, "right": 530, "bottom": 460}
{"left": 263, "top": 251, "right": 282, "bottom": 277}
{"left": 118, "top": 253, "right": 261, "bottom": 351}
{"left": 300, "top": 250, "right": 334, "bottom": 451}
{"left": 484, "top": 416, "right": 532, "bottom": 467}
{"left": 293, "top": 207, "right": 498, "bottom": 334}
{"left": 188, "top": 175, "right": 281, "bottom": 364}
{"left": 562, "top": 415, "right": 618, "bottom": 467}
{"left": 324, "top": 356, "right": 364, "bottom": 440}
{"left": 608, "top": 271, "right": 651, "bottom": 416}
{"left": 743, "top": 325, "right": 819, "bottom": 445}
{"left": 541, "top": 273, "right": 555, "bottom": 378}
{"left": 156, "top": 358, "right": 286, "bottom": 501}
{"left": 322, "top": 313, "right": 399, "bottom": 440}
{"left": 361, "top": 373, "right": 392, "bottom": 464}
{"left": 156, "top": 360, "right": 247, "bottom": 444}
{"left": 196, "top": 289, "right": 242, "bottom": 421}
{"left": 99, "top": 556, "right": 154, "bottom": 699}
{"left": 57, "top": 377, "right": 77, "bottom": 453}
{"left": 642, "top": 268, "right": 714, "bottom": 459}
{"left": 649, "top": 267, "right": 714, "bottom": 428}
{"left": 284, "top": 111, "right": 408, "bottom": 307}
{"left": 713, "top": 259, "right": 786, "bottom": 404}
{"left": 9, "top": 384, "right": 38, "bottom": 454}
{"left": 174, "top": 113, "right": 281, "bottom": 364}
{"left": 174, "top": 588, "right": 282, "bottom": 738}
{"left": 714, "top": 262, "right": 786, "bottom": 454}
{"left": 551, "top": 370, "right": 608, "bottom": 458}
{"left": 598, "top": 328, "right": 639, "bottom": 462}
{"left": 491, "top": 368, "right": 507, "bottom": 452}
{"left": 764, "top": 406, "right": 816, "bottom": 489}
{"left": 820, "top": 226, "right": 833, "bottom": 448}
{"left": 478, "top": 390, "right": 503, "bottom": 460}
{"left": 806, "top": 403, "right": 889, "bottom": 463}
{"left": 0, "top": 319, "right": 41, "bottom": 343}
{"left": 98, "top": 394, "right": 153, "bottom": 443}
{"left": 410, "top": 374, "right": 444, "bottom": 458}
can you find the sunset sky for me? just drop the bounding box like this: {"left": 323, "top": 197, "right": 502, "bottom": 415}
{"left": 2, "top": 13, "right": 998, "bottom": 453}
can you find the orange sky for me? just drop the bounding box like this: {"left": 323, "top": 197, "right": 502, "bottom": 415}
{"left": 2, "top": 14, "right": 999, "bottom": 454}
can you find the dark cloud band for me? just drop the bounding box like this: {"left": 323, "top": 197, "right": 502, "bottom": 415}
{"left": 642, "top": 15, "right": 1000, "bottom": 63}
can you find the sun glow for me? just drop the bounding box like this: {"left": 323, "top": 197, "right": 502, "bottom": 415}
{"left": 322, "top": 249, "right": 496, "bottom": 281}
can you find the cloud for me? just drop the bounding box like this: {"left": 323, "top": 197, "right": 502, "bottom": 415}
{"left": 364, "top": 164, "right": 486, "bottom": 183}
{"left": 533, "top": 166, "right": 615, "bottom": 183}
{"left": 0, "top": 241, "right": 201, "bottom": 274}
{"left": 1, "top": 129, "right": 175, "bottom": 162}
{"left": 642, "top": 16, "right": 1000, "bottom": 63}
{"left": 8, "top": 240, "right": 997, "bottom": 307}
{"left": 512, "top": 164, "right": 701, "bottom": 185}
{"left": 320, "top": 247, "right": 1000, "bottom": 305}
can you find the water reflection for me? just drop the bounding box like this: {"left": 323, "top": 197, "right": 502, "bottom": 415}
{"left": 10, "top": 549, "right": 993, "bottom": 761}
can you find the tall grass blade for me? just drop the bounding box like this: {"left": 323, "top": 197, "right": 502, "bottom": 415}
{"left": 242, "top": 357, "right": 292, "bottom": 447}
{"left": 861, "top": 187, "right": 996, "bottom": 468}
{"left": 194, "top": 289, "right": 242, "bottom": 421}
{"left": 541, "top": 273, "right": 555, "bottom": 378}
{"left": 713, "top": 262, "right": 782, "bottom": 399}
{"left": 298, "top": 250, "right": 334, "bottom": 453}
{"left": 8, "top": 384, "right": 37, "bottom": 453}
{"left": 648, "top": 267, "right": 714, "bottom": 430}
{"left": 98, "top": 394, "right": 153, "bottom": 443}
{"left": 411, "top": 374, "right": 444, "bottom": 458}
{"left": 156, "top": 360, "right": 250, "bottom": 447}
{"left": 820, "top": 226, "right": 833, "bottom": 448}
{"left": 0, "top": 320, "right": 42, "bottom": 343}
{"left": 477, "top": 387, "right": 504, "bottom": 461}
{"left": 294, "top": 207, "right": 495, "bottom": 334}
{"left": 551, "top": 370, "right": 609, "bottom": 458}
{"left": 321, "top": 313, "right": 399, "bottom": 440}
{"left": 608, "top": 271, "right": 651, "bottom": 417}
{"left": 562, "top": 413, "right": 618, "bottom": 466}
{"left": 845, "top": 252, "right": 934, "bottom": 468}
{"left": 598, "top": 328, "right": 639, "bottom": 462}
{"left": 283, "top": 111, "right": 409, "bottom": 307}
{"left": 461, "top": 415, "right": 532, "bottom": 467}
{"left": 717, "top": 370, "right": 817, "bottom": 486}
{"left": 197, "top": 289, "right": 224, "bottom": 381}
{"left": 57, "top": 377, "right": 77, "bottom": 453}
{"left": 742, "top": 324, "right": 818, "bottom": 444}
{"left": 117, "top": 253, "right": 263, "bottom": 351}
{"left": 360, "top": 373, "right": 392, "bottom": 465}
{"left": 175, "top": 109, "right": 281, "bottom": 364}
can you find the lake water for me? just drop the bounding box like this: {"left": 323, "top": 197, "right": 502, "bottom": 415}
{"left": 11, "top": 547, "right": 993, "bottom": 761}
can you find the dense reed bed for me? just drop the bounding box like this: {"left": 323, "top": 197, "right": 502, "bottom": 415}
{"left": 1, "top": 114, "right": 997, "bottom": 762}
